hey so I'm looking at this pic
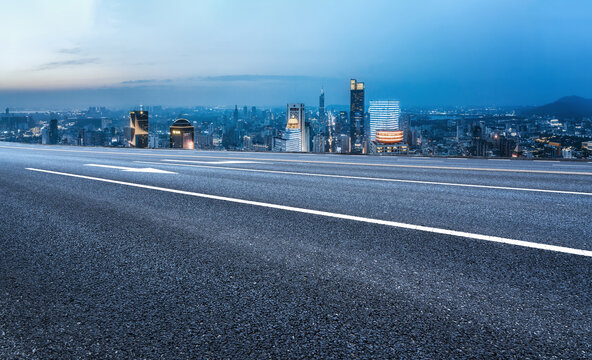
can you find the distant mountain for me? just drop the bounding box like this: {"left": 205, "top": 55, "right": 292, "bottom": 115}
{"left": 524, "top": 96, "right": 592, "bottom": 118}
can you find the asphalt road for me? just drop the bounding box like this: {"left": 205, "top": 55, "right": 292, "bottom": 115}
{"left": 1, "top": 142, "right": 591, "bottom": 359}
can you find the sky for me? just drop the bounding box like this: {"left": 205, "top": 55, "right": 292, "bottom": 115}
{"left": 1, "top": 0, "right": 592, "bottom": 109}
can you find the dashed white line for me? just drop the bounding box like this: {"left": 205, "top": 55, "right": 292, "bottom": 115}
{"left": 26, "top": 167, "right": 592, "bottom": 258}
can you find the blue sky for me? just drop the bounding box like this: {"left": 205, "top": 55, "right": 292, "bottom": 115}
{"left": 2, "top": 0, "right": 592, "bottom": 108}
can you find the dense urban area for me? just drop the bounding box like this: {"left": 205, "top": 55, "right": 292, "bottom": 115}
{"left": 2, "top": 81, "right": 592, "bottom": 159}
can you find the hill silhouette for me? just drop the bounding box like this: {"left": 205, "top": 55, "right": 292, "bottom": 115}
{"left": 525, "top": 96, "right": 592, "bottom": 118}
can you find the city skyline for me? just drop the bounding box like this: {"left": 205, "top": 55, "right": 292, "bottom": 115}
{"left": 2, "top": 2, "right": 592, "bottom": 358}
{"left": 2, "top": 0, "right": 592, "bottom": 108}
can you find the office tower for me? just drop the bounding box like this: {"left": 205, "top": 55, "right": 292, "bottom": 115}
{"left": 319, "top": 88, "right": 325, "bottom": 123}
{"left": 285, "top": 103, "right": 307, "bottom": 152}
{"left": 251, "top": 106, "right": 258, "bottom": 123}
{"left": 350, "top": 79, "right": 365, "bottom": 153}
{"left": 170, "top": 119, "right": 195, "bottom": 149}
{"left": 233, "top": 105, "right": 239, "bottom": 125}
{"left": 336, "top": 111, "right": 349, "bottom": 135}
{"left": 368, "top": 100, "right": 401, "bottom": 141}
{"left": 313, "top": 134, "right": 327, "bottom": 153}
{"left": 243, "top": 106, "right": 248, "bottom": 120}
{"left": 129, "top": 110, "right": 149, "bottom": 148}
{"left": 337, "top": 134, "right": 350, "bottom": 153}
{"left": 49, "top": 119, "right": 58, "bottom": 144}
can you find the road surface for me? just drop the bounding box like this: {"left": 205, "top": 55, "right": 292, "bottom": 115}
{"left": 1, "top": 142, "right": 591, "bottom": 358}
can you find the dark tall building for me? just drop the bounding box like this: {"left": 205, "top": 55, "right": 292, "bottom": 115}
{"left": 129, "top": 110, "right": 149, "bottom": 148}
{"left": 350, "top": 79, "right": 365, "bottom": 153}
{"left": 319, "top": 88, "right": 325, "bottom": 123}
{"left": 170, "top": 118, "right": 194, "bottom": 149}
{"left": 471, "top": 122, "right": 487, "bottom": 156}
{"left": 243, "top": 106, "right": 248, "bottom": 120}
{"left": 233, "top": 105, "right": 239, "bottom": 125}
{"left": 251, "top": 106, "right": 257, "bottom": 122}
{"left": 336, "top": 110, "right": 349, "bottom": 135}
{"left": 49, "top": 119, "right": 58, "bottom": 144}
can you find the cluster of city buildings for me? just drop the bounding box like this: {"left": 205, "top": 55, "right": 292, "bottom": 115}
{"left": 270, "top": 79, "right": 404, "bottom": 154}
{"left": 2, "top": 81, "right": 592, "bottom": 159}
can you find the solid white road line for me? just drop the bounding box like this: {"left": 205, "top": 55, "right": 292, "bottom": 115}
{"left": 163, "top": 160, "right": 265, "bottom": 165}
{"left": 26, "top": 167, "right": 592, "bottom": 258}
{"left": 148, "top": 158, "right": 592, "bottom": 175}
{"left": 3, "top": 145, "right": 592, "bottom": 175}
{"left": 84, "top": 164, "right": 177, "bottom": 174}
{"left": 138, "top": 160, "right": 592, "bottom": 196}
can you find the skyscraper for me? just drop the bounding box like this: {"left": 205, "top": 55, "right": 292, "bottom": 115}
{"left": 129, "top": 110, "right": 149, "bottom": 148}
{"left": 285, "top": 104, "right": 307, "bottom": 152}
{"left": 170, "top": 118, "right": 194, "bottom": 149}
{"left": 368, "top": 100, "right": 401, "bottom": 141}
{"left": 319, "top": 88, "right": 325, "bottom": 123}
{"left": 336, "top": 110, "right": 349, "bottom": 135}
{"left": 49, "top": 119, "right": 58, "bottom": 144}
{"left": 233, "top": 105, "right": 239, "bottom": 125}
{"left": 251, "top": 106, "right": 257, "bottom": 122}
{"left": 350, "top": 79, "right": 365, "bottom": 153}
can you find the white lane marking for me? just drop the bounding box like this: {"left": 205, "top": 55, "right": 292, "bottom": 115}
{"left": 447, "top": 158, "right": 468, "bottom": 160}
{"left": 552, "top": 163, "right": 590, "bottom": 167}
{"left": 488, "top": 159, "right": 511, "bottom": 161}
{"left": 153, "top": 158, "right": 592, "bottom": 176}
{"left": 160, "top": 160, "right": 265, "bottom": 165}
{"left": 535, "top": 160, "right": 560, "bottom": 163}
{"left": 2, "top": 145, "right": 592, "bottom": 175}
{"left": 139, "top": 161, "right": 592, "bottom": 196}
{"left": 26, "top": 167, "right": 592, "bottom": 258}
{"left": 84, "top": 164, "right": 177, "bottom": 174}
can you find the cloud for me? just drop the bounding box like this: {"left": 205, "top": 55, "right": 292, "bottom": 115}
{"left": 119, "top": 75, "right": 323, "bottom": 87}
{"left": 121, "top": 79, "right": 157, "bottom": 84}
{"left": 36, "top": 57, "right": 100, "bottom": 70}
{"left": 199, "top": 74, "right": 319, "bottom": 82}
{"left": 120, "top": 79, "right": 173, "bottom": 85}
{"left": 57, "top": 47, "right": 82, "bottom": 54}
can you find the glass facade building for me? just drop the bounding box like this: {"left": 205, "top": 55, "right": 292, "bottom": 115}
{"left": 285, "top": 103, "right": 306, "bottom": 152}
{"left": 349, "top": 79, "right": 365, "bottom": 153}
{"left": 169, "top": 118, "right": 195, "bottom": 149}
{"left": 368, "top": 100, "right": 401, "bottom": 141}
{"left": 129, "top": 110, "right": 149, "bottom": 148}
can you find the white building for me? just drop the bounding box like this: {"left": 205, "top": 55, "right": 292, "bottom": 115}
{"left": 368, "top": 100, "right": 401, "bottom": 141}
{"left": 285, "top": 104, "right": 307, "bottom": 152}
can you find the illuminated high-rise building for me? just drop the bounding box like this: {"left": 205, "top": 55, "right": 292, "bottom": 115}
{"left": 169, "top": 119, "right": 195, "bottom": 149}
{"left": 350, "top": 79, "right": 365, "bottom": 153}
{"left": 285, "top": 103, "right": 307, "bottom": 152}
{"left": 129, "top": 110, "right": 149, "bottom": 148}
{"left": 368, "top": 100, "right": 401, "bottom": 141}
